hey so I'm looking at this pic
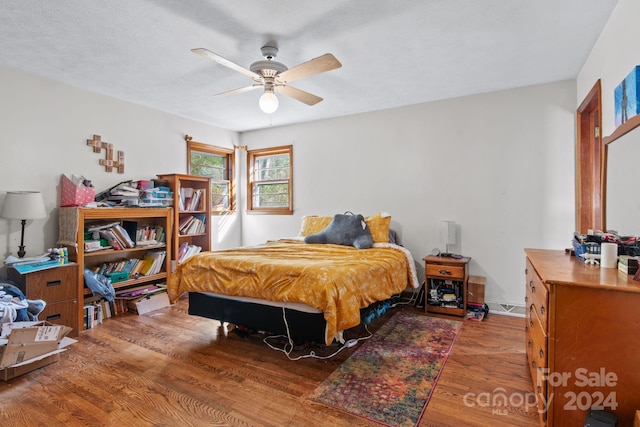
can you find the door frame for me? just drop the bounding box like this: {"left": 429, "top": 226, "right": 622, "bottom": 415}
{"left": 575, "top": 80, "right": 604, "bottom": 233}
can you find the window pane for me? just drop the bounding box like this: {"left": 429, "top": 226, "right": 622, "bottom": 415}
{"left": 254, "top": 154, "right": 290, "bottom": 181}
{"left": 253, "top": 182, "right": 289, "bottom": 207}
{"left": 211, "top": 182, "right": 229, "bottom": 210}
{"left": 190, "top": 151, "right": 226, "bottom": 180}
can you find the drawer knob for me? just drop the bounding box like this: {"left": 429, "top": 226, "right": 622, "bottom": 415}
{"left": 532, "top": 360, "right": 536, "bottom": 368}
{"left": 438, "top": 269, "right": 451, "bottom": 275}
{"left": 539, "top": 348, "right": 544, "bottom": 358}
{"left": 540, "top": 305, "right": 545, "bottom": 315}
{"left": 531, "top": 285, "right": 535, "bottom": 293}
{"left": 46, "top": 313, "right": 62, "bottom": 321}
{"left": 46, "top": 280, "right": 62, "bottom": 287}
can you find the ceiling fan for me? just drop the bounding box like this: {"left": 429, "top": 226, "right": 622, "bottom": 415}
{"left": 192, "top": 45, "right": 342, "bottom": 114}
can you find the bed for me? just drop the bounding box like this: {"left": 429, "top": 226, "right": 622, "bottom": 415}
{"left": 167, "top": 213, "right": 420, "bottom": 345}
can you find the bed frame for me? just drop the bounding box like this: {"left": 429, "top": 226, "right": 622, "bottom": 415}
{"left": 188, "top": 292, "right": 328, "bottom": 344}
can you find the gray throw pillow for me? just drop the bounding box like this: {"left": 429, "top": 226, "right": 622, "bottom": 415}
{"left": 304, "top": 213, "right": 374, "bottom": 249}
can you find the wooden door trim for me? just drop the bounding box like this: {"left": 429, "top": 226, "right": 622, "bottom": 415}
{"left": 575, "top": 80, "right": 603, "bottom": 233}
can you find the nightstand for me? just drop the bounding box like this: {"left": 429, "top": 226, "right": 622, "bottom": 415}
{"left": 423, "top": 255, "right": 470, "bottom": 317}
{"left": 8, "top": 263, "right": 79, "bottom": 337}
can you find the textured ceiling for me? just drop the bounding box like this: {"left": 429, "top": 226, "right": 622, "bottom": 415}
{"left": 0, "top": 0, "right": 618, "bottom": 132}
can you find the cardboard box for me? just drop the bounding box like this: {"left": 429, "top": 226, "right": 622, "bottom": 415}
{"left": 467, "top": 275, "right": 486, "bottom": 304}
{"left": 0, "top": 353, "right": 60, "bottom": 381}
{"left": 0, "top": 322, "right": 73, "bottom": 368}
{"left": 60, "top": 174, "right": 95, "bottom": 207}
{"left": 0, "top": 321, "right": 75, "bottom": 380}
{"left": 127, "top": 291, "right": 170, "bottom": 315}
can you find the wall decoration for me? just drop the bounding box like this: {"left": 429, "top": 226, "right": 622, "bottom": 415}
{"left": 86, "top": 134, "right": 125, "bottom": 173}
{"left": 614, "top": 66, "right": 640, "bottom": 128}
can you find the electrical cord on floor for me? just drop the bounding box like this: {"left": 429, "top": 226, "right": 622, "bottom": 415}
{"left": 263, "top": 306, "right": 372, "bottom": 360}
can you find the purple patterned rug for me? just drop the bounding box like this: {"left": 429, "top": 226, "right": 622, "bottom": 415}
{"left": 307, "top": 311, "right": 462, "bottom": 427}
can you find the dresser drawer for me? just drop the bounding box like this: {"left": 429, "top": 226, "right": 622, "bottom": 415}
{"left": 425, "top": 264, "right": 464, "bottom": 280}
{"left": 527, "top": 306, "right": 548, "bottom": 423}
{"left": 525, "top": 259, "right": 548, "bottom": 332}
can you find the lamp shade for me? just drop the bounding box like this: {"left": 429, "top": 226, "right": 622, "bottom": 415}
{"left": 1, "top": 191, "right": 47, "bottom": 220}
{"left": 439, "top": 220, "right": 456, "bottom": 246}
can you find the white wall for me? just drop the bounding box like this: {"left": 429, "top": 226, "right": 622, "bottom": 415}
{"left": 578, "top": 0, "right": 640, "bottom": 136}
{"left": 577, "top": 0, "right": 640, "bottom": 236}
{"left": 0, "top": 63, "right": 579, "bottom": 308}
{"left": 240, "top": 80, "right": 577, "bottom": 308}
{"left": 0, "top": 65, "right": 242, "bottom": 268}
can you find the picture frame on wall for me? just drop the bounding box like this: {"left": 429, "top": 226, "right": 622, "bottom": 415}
{"left": 614, "top": 66, "right": 640, "bottom": 128}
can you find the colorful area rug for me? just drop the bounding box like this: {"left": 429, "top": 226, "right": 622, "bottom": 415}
{"left": 307, "top": 312, "right": 462, "bottom": 427}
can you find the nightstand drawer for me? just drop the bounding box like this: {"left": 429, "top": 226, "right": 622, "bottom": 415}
{"left": 426, "top": 264, "right": 464, "bottom": 279}
{"left": 9, "top": 264, "right": 77, "bottom": 303}
{"left": 40, "top": 300, "right": 78, "bottom": 332}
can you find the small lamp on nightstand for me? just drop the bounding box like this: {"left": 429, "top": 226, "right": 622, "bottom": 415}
{"left": 1, "top": 191, "right": 47, "bottom": 258}
{"left": 439, "top": 220, "right": 456, "bottom": 256}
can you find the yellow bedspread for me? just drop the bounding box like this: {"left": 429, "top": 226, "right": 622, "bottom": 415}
{"left": 168, "top": 240, "right": 418, "bottom": 345}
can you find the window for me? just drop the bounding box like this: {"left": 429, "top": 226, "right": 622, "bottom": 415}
{"left": 247, "top": 145, "right": 293, "bottom": 214}
{"left": 186, "top": 138, "right": 235, "bottom": 213}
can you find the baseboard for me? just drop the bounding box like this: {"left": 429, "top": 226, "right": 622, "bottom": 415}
{"left": 486, "top": 301, "right": 525, "bottom": 318}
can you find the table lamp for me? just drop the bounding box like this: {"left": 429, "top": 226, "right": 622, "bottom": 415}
{"left": 1, "top": 191, "right": 47, "bottom": 258}
{"left": 439, "top": 220, "right": 456, "bottom": 256}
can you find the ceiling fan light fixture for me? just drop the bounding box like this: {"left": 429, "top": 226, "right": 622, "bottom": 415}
{"left": 259, "top": 90, "right": 279, "bottom": 114}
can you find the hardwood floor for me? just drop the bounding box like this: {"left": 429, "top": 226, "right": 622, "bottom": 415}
{"left": 0, "top": 296, "right": 539, "bottom": 426}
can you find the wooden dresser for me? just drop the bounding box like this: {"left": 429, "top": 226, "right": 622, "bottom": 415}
{"left": 525, "top": 249, "right": 640, "bottom": 426}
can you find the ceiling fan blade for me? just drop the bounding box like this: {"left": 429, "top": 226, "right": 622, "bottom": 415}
{"left": 192, "top": 48, "right": 261, "bottom": 80}
{"left": 276, "top": 53, "right": 342, "bottom": 84}
{"left": 277, "top": 85, "right": 323, "bottom": 106}
{"left": 214, "top": 84, "right": 262, "bottom": 97}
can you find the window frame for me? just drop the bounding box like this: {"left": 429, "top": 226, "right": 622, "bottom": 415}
{"left": 186, "top": 139, "right": 236, "bottom": 214}
{"left": 246, "top": 145, "right": 293, "bottom": 215}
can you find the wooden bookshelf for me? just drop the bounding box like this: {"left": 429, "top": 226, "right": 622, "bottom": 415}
{"left": 60, "top": 207, "right": 172, "bottom": 333}
{"left": 156, "top": 174, "right": 211, "bottom": 265}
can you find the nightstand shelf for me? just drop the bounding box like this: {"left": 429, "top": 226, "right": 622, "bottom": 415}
{"left": 423, "top": 255, "right": 471, "bottom": 317}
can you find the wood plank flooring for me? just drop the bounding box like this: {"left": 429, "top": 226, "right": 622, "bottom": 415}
{"left": 0, "top": 296, "right": 540, "bottom": 426}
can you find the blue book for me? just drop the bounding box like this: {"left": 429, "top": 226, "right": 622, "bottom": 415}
{"left": 11, "top": 259, "right": 63, "bottom": 274}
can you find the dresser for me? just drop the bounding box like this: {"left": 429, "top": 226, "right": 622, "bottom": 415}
{"left": 525, "top": 249, "right": 640, "bottom": 426}
{"left": 8, "top": 263, "right": 79, "bottom": 337}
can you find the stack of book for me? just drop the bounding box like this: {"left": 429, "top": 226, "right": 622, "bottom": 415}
{"left": 179, "top": 187, "right": 202, "bottom": 211}
{"left": 139, "top": 250, "right": 167, "bottom": 276}
{"left": 177, "top": 242, "right": 202, "bottom": 264}
{"left": 92, "top": 249, "right": 166, "bottom": 279}
{"left": 87, "top": 221, "right": 135, "bottom": 250}
{"left": 178, "top": 214, "right": 206, "bottom": 235}
{"left": 618, "top": 255, "right": 639, "bottom": 275}
{"left": 83, "top": 295, "right": 122, "bottom": 329}
{"left": 135, "top": 225, "right": 165, "bottom": 246}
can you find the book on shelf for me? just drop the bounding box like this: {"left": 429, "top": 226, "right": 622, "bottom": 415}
{"left": 86, "top": 221, "right": 121, "bottom": 232}
{"left": 95, "top": 224, "right": 135, "bottom": 250}
{"left": 116, "top": 284, "right": 165, "bottom": 299}
{"left": 136, "top": 225, "right": 165, "bottom": 245}
{"left": 139, "top": 250, "right": 166, "bottom": 276}
{"left": 178, "top": 214, "right": 206, "bottom": 235}
{"left": 178, "top": 242, "right": 202, "bottom": 264}
{"left": 179, "top": 187, "right": 202, "bottom": 211}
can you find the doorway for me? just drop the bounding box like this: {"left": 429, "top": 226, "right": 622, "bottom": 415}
{"left": 575, "top": 80, "right": 603, "bottom": 234}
